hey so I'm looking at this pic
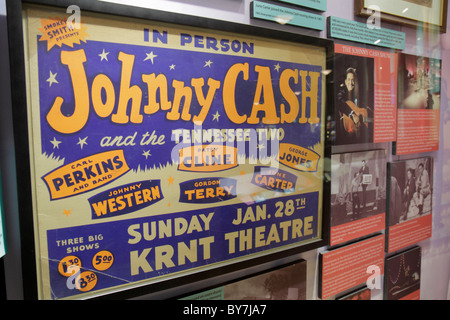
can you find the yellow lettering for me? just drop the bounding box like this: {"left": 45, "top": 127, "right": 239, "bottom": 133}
{"left": 46, "top": 49, "right": 89, "bottom": 134}
{"left": 142, "top": 73, "right": 172, "bottom": 114}
{"left": 248, "top": 65, "right": 279, "bottom": 124}
{"left": 223, "top": 63, "right": 248, "bottom": 124}
{"left": 92, "top": 74, "right": 115, "bottom": 118}
{"left": 299, "top": 70, "right": 320, "bottom": 124}
{"left": 280, "top": 69, "right": 299, "bottom": 123}
{"left": 191, "top": 77, "right": 221, "bottom": 124}
{"left": 167, "top": 80, "right": 192, "bottom": 121}
{"left": 112, "top": 52, "right": 143, "bottom": 124}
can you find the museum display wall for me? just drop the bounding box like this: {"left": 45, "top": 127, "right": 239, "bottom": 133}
{"left": 0, "top": 0, "right": 448, "bottom": 300}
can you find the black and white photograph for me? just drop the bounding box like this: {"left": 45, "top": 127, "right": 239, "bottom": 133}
{"left": 387, "top": 157, "right": 433, "bottom": 226}
{"left": 331, "top": 150, "right": 386, "bottom": 227}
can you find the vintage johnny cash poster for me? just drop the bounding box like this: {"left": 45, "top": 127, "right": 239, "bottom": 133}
{"left": 23, "top": 7, "right": 326, "bottom": 299}
{"left": 333, "top": 44, "right": 397, "bottom": 145}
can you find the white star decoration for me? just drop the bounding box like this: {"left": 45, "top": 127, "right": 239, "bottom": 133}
{"left": 144, "top": 52, "right": 158, "bottom": 64}
{"left": 169, "top": 64, "right": 176, "bottom": 70}
{"left": 99, "top": 49, "right": 110, "bottom": 61}
{"left": 204, "top": 60, "right": 213, "bottom": 68}
{"left": 46, "top": 71, "right": 58, "bottom": 87}
{"left": 142, "top": 150, "right": 152, "bottom": 159}
{"left": 212, "top": 111, "right": 220, "bottom": 122}
{"left": 274, "top": 63, "right": 281, "bottom": 72}
{"left": 77, "top": 137, "right": 88, "bottom": 149}
{"left": 50, "top": 137, "right": 61, "bottom": 149}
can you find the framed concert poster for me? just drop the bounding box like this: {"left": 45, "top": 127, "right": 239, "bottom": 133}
{"left": 6, "top": 0, "right": 332, "bottom": 300}
{"left": 355, "top": 0, "right": 448, "bottom": 33}
{"left": 332, "top": 44, "right": 397, "bottom": 146}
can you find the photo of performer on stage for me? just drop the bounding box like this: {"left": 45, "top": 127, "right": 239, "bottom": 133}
{"left": 335, "top": 54, "right": 374, "bottom": 145}
{"left": 331, "top": 150, "right": 386, "bottom": 228}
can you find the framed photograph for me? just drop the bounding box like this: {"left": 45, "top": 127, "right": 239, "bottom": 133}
{"left": 6, "top": 0, "right": 333, "bottom": 300}
{"left": 332, "top": 44, "right": 398, "bottom": 146}
{"left": 330, "top": 149, "right": 386, "bottom": 246}
{"left": 387, "top": 157, "right": 433, "bottom": 253}
{"left": 355, "top": 0, "right": 448, "bottom": 32}
{"left": 384, "top": 246, "right": 421, "bottom": 300}
{"left": 180, "top": 259, "right": 307, "bottom": 300}
{"left": 394, "top": 53, "right": 441, "bottom": 155}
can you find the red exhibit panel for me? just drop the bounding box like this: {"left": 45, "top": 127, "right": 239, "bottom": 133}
{"left": 333, "top": 44, "right": 397, "bottom": 145}
{"left": 319, "top": 234, "right": 385, "bottom": 300}
{"left": 394, "top": 53, "right": 441, "bottom": 155}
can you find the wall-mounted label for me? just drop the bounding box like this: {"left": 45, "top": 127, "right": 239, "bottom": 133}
{"left": 278, "top": 0, "right": 327, "bottom": 12}
{"left": 88, "top": 180, "right": 163, "bottom": 219}
{"left": 328, "top": 16, "right": 405, "bottom": 50}
{"left": 251, "top": 1, "right": 325, "bottom": 31}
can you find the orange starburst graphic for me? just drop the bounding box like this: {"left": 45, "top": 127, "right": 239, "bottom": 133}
{"left": 63, "top": 209, "right": 72, "bottom": 217}
{"left": 38, "top": 17, "right": 89, "bottom": 51}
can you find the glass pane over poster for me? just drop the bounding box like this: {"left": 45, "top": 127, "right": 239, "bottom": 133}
{"left": 0, "top": 171, "right": 6, "bottom": 258}
{"left": 21, "top": 4, "right": 330, "bottom": 299}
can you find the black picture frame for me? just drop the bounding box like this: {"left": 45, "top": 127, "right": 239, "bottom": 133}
{"left": 176, "top": 258, "right": 307, "bottom": 300}
{"left": 355, "top": 0, "right": 448, "bottom": 33}
{"left": 384, "top": 246, "right": 422, "bottom": 300}
{"left": 6, "top": 0, "right": 333, "bottom": 300}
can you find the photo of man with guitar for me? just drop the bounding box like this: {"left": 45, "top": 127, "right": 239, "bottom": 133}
{"left": 335, "top": 54, "right": 374, "bottom": 145}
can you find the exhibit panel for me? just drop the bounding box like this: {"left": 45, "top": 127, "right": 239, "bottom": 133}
{"left": 384, "top": 246, "right": 422, "bottom": 300}
{"left": 0, "top": 0, "right": 449, "bottom": 302}
{"left": 330, "top": 149, "right": 386, "bottom": 246}
{"left": 394, "top": 54, "right": 441, "bottom": 155}
{"left": 333, "top": 44, "right": 397, "bottom": 145}
{"left": 387, "top": 157, "right": 433, "bottom": 253}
